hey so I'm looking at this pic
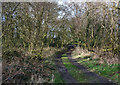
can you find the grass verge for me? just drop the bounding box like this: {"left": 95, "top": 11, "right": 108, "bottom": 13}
{"left": 75, "top": 56, "right": 120, "bottom": 84}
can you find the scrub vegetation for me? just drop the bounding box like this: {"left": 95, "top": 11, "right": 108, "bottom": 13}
{"left": 1, "top": 1, "right": 120, "bottom": 84}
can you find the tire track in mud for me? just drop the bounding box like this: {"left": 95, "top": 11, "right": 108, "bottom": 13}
{"left": 55, "top": 51, "right": 79, "bottom": 84}
{"left": 67, "top": 49, "right": 118, "bottom": 84}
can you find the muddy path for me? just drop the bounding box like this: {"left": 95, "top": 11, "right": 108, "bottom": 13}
{"left": 54, "top": 50, "right": 79, "bottom": 84}
{"left": 67, "top": 49, "right": 118, "bottom": 84}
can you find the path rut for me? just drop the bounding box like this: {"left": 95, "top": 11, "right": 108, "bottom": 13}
{"left": 55, "top": 51, "right": 79, "bottom": 84}
{"left": 55, "top": 49, "right": 118, "bottom": 84}
{"left": 67, "top": 49, "right": 118, "bottom": 84}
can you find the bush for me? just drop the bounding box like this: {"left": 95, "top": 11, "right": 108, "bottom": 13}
{"left": 2, "top": 49, "right": 22, "bottom": 62}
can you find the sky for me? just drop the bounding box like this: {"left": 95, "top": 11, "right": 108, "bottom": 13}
{"left": 57, "top": 0, "right": 71, "bottom": 5}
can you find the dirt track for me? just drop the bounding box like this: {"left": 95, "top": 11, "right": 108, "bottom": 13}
{"left": 55, "top": 51, "right": 79, "bottom": 84}
{"left": 55, "top": 49, "right": 118, "bottom": 85}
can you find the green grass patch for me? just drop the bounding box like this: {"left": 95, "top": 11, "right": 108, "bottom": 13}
{"left": 61, "top": 54, "right": 92, "bottom": 83}
{"left": 62, "top": 54, "right": 67, "bottom": 57}
{"left": 76, "top": 56, "right": 120, "bottom": 84}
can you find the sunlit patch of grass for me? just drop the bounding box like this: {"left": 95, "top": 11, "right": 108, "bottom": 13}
{"left": 62, "top": 54, "right": 67, "bottom": 57}
{"left": 61, "top": 54, "right": 90, "bottom": 83}
{"left": 76, "top": 56, "right": 120, "bottom": 84}
{"left": 73, "top": 55, "right": 87, "bottom": 59}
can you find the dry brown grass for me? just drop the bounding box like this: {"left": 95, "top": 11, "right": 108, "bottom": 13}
{"left": 42, "top": 47, "right": 63, "bottom": 58}
{"left": 72, "top": 46, "right": 119, "bottom": 65}
{"left": 72, "top": 47, "right": 92, "bottom": 59}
